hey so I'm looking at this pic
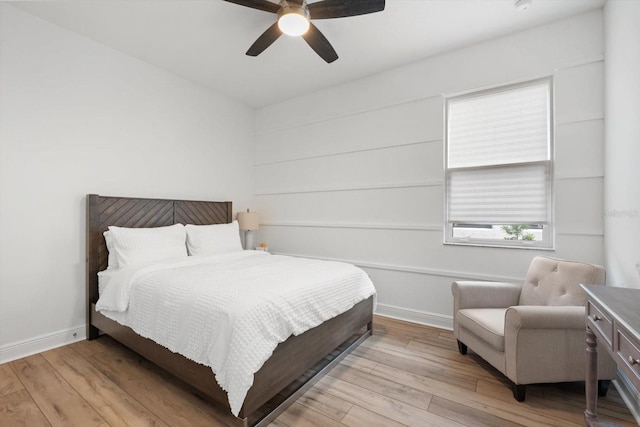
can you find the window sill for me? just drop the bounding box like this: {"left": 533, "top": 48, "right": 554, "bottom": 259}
{"left": 443, "top": 241, "right": 555, "bottom": 250}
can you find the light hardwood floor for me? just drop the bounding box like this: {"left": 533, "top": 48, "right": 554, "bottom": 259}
{"left": 0, "top": 316, "right": 636, "bottom": 426}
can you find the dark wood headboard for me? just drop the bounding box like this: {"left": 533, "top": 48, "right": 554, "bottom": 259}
{"left": 86, "top": 194, "right": 232, "bottom": 335}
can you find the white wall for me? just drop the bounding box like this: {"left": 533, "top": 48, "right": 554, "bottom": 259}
{"left": 254, "top": 10, "right": 606, "bottom": 327}
{"left": 604, "top": 0, "right": 640, "bottom": 289}
{"left": 0, "top": 5, "right": 255, "bottom": 361}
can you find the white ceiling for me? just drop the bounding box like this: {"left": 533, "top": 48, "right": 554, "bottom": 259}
{"left": 10, "top": 0, "right": 604, "bottom": 108}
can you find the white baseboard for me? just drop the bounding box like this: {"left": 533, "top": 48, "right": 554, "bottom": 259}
{"left": 0, "top": 325, "right": 85, "bottom": 364}
{"left": 375, "top": 303, "right": 453, "bottom": 331}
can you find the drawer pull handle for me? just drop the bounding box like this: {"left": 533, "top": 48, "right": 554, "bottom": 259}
{"left": 629, "top": 356, "right": 640, "bottom": 366}
{"left": 592, "top": 315, "right": 602, "bottom": 321}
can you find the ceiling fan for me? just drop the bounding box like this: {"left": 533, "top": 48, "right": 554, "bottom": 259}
{"left": 223, "top": 0, "right": 385, "bottom": 63}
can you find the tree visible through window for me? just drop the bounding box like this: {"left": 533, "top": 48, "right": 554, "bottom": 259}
{"left": 444, "top": 78, "right": 553, "bottom": 248}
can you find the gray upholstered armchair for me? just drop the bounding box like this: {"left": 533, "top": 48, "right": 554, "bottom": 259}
{"left": 452, "top": 256, "right": 616, "bottom": 401}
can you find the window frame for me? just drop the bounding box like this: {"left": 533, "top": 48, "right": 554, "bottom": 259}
{"left": 443, "top": 77, "right": 555, "bottom": 249}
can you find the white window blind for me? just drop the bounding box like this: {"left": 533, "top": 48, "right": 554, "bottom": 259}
{"left": 448, "top": 83, "right": 550, "bottom": 168}
{"left": 445, "top": 79, "right": 552, "bottom": 243}
{"left": 448, "top": 164, "right": 548, "bottom": 224}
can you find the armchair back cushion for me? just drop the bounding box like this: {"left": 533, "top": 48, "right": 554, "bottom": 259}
{"left": 519, "top": 257, "right": 606, "bottom": 306}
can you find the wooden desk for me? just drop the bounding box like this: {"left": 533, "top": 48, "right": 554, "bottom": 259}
{"left": 582, "top": 285, "right": 640, "bottom": 426}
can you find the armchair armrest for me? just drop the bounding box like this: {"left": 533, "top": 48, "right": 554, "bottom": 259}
{"left": 503, "top": 305, "right": 589, "bottom": 384}
{"left": 505, "top": 305, "right": 586, "bottom": 330}
{"left": 452, "top": 281, "right": 522, "bottom": 311}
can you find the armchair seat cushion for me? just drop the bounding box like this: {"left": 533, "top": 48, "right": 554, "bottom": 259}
{"left": 457, "top": 308, "right": 507, "bottom": 351}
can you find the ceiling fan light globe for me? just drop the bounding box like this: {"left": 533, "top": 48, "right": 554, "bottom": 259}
{"left": 278, "top": 13, "right": 309, "bottom": 36}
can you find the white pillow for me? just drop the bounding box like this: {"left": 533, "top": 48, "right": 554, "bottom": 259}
{"left": 108, "top": 223, "right": 187, "bottom": 268}
{"left": 103, "top": 230, "right": 119, "bottom": 270}
{"left": 185, "top": 221, "right": 243, "bottom": 256}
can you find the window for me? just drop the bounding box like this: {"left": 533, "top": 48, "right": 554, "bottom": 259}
{"left": 444, "top": 78, "right": 553, "bottom": 248}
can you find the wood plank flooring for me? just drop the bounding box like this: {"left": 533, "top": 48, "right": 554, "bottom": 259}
{"left": 0, "top": 316, "right": 636, "bottom": 426}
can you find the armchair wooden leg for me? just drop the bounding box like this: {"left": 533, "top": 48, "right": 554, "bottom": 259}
{"left": 597, "top": 380, "right": 611, "bottom": 397}
{"left": 457, "top": 340, "right": 467, "bottom": 355}
{"left": 512, "top": 384, "right": 526, "bottom": 402}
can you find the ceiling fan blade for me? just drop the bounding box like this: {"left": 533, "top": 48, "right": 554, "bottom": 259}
{"left": 302, "top": 23, "right": 338, "bottom": 63}
{"left": 223, "top": 0, "right": 280, "bottom": 14}
{"left": 309, "top": 0, "right": 385, "bottom": 19}
{"left": 246, "top": 23, "right": 282, "bottom": 56}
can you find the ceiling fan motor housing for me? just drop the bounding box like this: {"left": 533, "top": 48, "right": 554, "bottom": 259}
{"left": 278, "top": 1, "right": 310, "bottom": 21}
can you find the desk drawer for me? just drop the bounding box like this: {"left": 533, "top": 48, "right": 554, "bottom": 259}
{"left": 587, "top": 301, "right": 613, "bottom": 348}
{"left": 617, "top": 328, "right": 640, "bottom": 390}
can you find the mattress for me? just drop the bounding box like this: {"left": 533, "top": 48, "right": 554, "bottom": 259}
{"left": 95, "top": 251, "right": 376, "bottom": 416}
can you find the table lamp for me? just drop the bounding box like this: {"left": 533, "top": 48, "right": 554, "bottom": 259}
{"left": 237, "top": 209, "right": 259, "bottom": 250}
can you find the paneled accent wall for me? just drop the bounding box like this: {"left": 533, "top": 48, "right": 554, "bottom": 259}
{"left": 254, "top": 11, "right": 605, "bottom": 328}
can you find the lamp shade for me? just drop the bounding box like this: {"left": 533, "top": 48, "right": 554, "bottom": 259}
{"left": 237, "top": 210, "right": 259, "bottom": 231}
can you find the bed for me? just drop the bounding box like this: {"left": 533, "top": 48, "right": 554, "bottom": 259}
{"left": 86, "top": 194, "right": 374, "bottom": 427}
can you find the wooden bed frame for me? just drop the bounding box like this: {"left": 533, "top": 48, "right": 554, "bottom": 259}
{"left": 86, "top": 194, "right": 373, "bottom": 427}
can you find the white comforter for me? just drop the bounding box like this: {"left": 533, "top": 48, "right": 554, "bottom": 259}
{"left": 96, "top": 251, "right": 375, "bottom": 416}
